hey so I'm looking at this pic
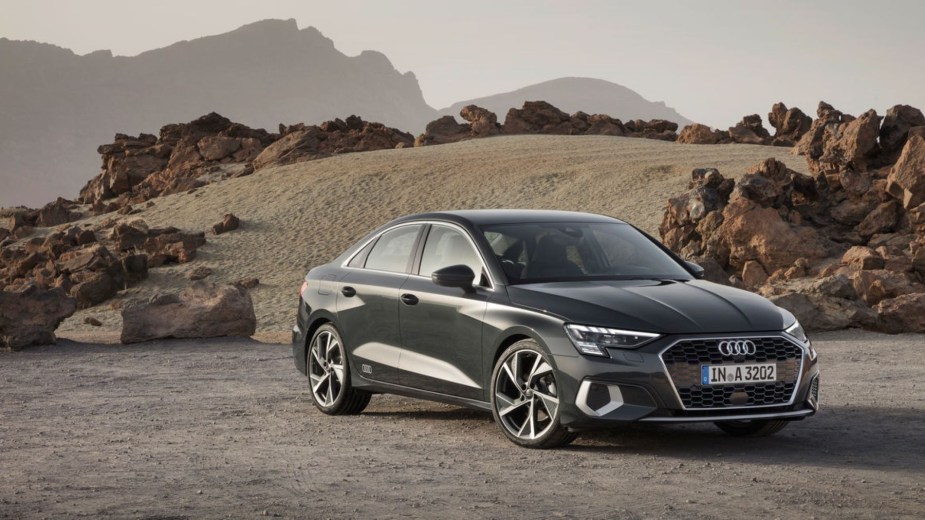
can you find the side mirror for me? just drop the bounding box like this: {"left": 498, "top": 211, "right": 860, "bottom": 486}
{"left": 431, "top": 264, "right": 475, "bottom": 291}
{"left": 685, "top": 261, "right": 706, "bottom": 279}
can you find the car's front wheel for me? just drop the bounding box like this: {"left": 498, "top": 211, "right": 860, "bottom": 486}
{"left": 490, "top": 340, "right": 577, "bottom": 449}
{"left": 307, "top": 324, "right": 370, "bottom": 415}
{"left": 714, "top": 419, "right": 790, "bottom": 436}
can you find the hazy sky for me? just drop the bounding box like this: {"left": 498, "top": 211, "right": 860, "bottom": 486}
{"left": 3, "top": 0, "right": 923, "bottom": 127}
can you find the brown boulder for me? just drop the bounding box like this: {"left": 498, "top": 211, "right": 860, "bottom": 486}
{"left": 875, "top": 293, "right": 925, "bottom": 333}
{"left": 796, "top": 101, "right": 848, "bottom": 173}
{"left": 188, "top": 266, "right": 213, "bottom": 281}
{"left": 677, "top": 124, "right": 725, "bottom": 145}
{"left": 885, "top": 135, "right": 925, "bottom": 209}
{"left": 35, "top": 198, "right": 80, "bottom": 227}
{"left": 741, "top": 260, "right": 769, "bottom": 288}
{"left": 120, "top": 282, "right": 257, "bottom": 344}
{"left": 718, "top": 197, "right": 831, "bottom": 275}
{"left": 0, "top": 285, "right": 76, "bottom": 350}
{"left": 212, "top": 213, "right": 241, "bottom": 235}
{"left": 817, "top": 109, "right": 882, "bottom": 172}
{"left": 841, "top": 246, "right": 884, "bottom": 270}
{"left": 849, "top": 269, "right": 922, "bottom": 306}
{"left": 857, "top": 200, "right": 901, "bottom": 238}
{"left": 70, "top": 271, "right": 118, "bottom": 309}
{"left": 768, "top": 102, "right": 812, "bottom": 146}
{"left": 420, "top": 116, "right": 470, "bottom": 145}
{"left": 144, "top": 231, "right": 206, "bottom": 266}
{"left": 197, "top": 136, "right": 242, "bottom": 161}
{"left": 727, "top": 115, "right": 771, "bottom": 145}
{"left": 879, "top": 104, "right": 925, "bottom": 158}
{"left": 459, "top": 105, "right": 499, "bottom": 137}
{"left": 503, "top": 101, "right": 573, "bottom": 135}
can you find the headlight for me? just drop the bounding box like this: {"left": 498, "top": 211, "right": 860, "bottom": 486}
{"left": 785, "top": 319, "right": 816, "bottom": 360}
{"left": 565, "top": 324, "right": 661, "bottom": 357}
{"left": 785, "top": 320, "right": 808, "bottom": 343}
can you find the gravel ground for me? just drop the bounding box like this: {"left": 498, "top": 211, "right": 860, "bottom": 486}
{"left": 1, "top": 330, "right": 923, "bottom": 519}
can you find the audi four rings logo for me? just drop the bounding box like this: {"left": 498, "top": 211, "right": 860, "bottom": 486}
{"left": 717, "top": 339, "right": 757, "bottom": 356}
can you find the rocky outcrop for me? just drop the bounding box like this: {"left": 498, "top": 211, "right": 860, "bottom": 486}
{"left": 79, "top": 113, "right": 273, "bottom": 213}
{"left": 0, "top": 217, "right": 208, "bottom": 313}
{"left": 460, "top": 105, "right": 500, "bottom": 137}
{"left": 676, "top": 103, "right": 812, "bottom": 148}
{"left": 253, "top": 115, "right": 413, "bottom": 170}
{"left": 879, "top": 105, "right": 925, "bottom": 161}
{"left": 417, "top": 105, "right": 502, "bottom": 146}
{"left": 0, "top": 285, "right": 76, "bottom": 350}
{"left": 661, "top": 101, "right": 925, "bottom": 332}
{"left": 768, "top": 103, "right": 812, "bottom": 147}
{"left": 120, "top": 282, "right": 256, "bottom": 344}
{"left": 677, "top": 124, "right": 727, "bottom": 145}
{"left": 886, "top": 135, "right": 925, "bottom": 209}
{"left": 727, "top": 115, "right": 772, "bottom": 145}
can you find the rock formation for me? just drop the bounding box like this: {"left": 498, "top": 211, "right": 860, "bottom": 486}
{"left": 120, "top": 282, "right": 257, "bottom": 344}
{"left": 418, "top": 101, "right": 678, "bottom": 146}
{"left": 78, "top": 113, "right": 273, "bottom": 213}
{"left": 0, "top": 218, "right": 207, "bottom": 309}
{"left": 661, "top": 101, "right": 925, "bottom": 332}
{"left": 0, "top": 285, "right": 77, "bottom": 350}
{"left": 768, "top": 103, "right": 812, "bottom": 146}
{"left": 254, "top": 115, "right": 413, "bottom": 170}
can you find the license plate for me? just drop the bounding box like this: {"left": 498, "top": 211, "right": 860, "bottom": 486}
{"left": 701, "top": 363, "right": 776, "bottom": 385}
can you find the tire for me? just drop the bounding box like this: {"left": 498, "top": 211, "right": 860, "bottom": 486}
{"left": 490, "top": 339, "right": 578, "bottom": 449}
{"left": 306, "top": 324, "right": 370, "bottom": 415}
{"left": 714, "top": 419, "right": 790, "bottom": 437}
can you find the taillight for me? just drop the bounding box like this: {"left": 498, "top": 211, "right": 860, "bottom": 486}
{"left": 299, "top": 280, "right": 308, "bottom": 299}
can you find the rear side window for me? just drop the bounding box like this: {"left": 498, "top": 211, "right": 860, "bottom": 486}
{"left": 364, "top": 225, "right": 422, "bottom": 273}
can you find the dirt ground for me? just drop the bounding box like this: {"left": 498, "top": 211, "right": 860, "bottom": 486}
{"left": 1, "top": 330, "right": 923, "bottom": 520}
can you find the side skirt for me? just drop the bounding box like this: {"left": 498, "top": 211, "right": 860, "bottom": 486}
{"left": 353, "top": 377, "right": 492, "bottom": 412}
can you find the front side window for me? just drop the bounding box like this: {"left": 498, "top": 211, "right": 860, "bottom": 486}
{"left": 419, "top": 225, "right": 487, "bottom": 286}
{"left": 364, "top": 225, "right": 422, "bottom": 273}
{"left": 480, "top": 222, "right": 692, "bottom": 284}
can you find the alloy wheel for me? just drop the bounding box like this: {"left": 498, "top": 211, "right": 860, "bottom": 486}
{"left": 494, "top": 348, "right": 560, "bottom": 440}
{"left": 308, "top": 330, "right": 345, "bottom": 407}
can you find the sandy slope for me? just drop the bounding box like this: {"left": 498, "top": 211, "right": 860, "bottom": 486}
{"left": 58, "top": 135, "right": 808, "bottom": 334}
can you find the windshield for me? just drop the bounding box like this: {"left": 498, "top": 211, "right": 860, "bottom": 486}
{"left": 480, "top": 222, "right": 693, "bottom": 284}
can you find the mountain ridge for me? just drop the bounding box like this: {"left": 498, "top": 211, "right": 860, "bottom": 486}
{"left": 440, "top": 77, "right": 692, "bottom": 126}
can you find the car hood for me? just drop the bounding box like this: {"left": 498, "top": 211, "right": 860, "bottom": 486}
{"left": 507, "top": 279, "right": 786, "bottom": 334}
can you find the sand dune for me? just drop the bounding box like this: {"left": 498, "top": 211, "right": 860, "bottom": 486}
{"left": 58, "top": 135, "right": 808, "bottom": 334}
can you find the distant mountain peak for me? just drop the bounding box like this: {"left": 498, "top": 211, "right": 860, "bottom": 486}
{"left": 441, "top": 76, "right": 692, "bottom": 126}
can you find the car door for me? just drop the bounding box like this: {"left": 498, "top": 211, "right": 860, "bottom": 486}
{"left": 337, "top": 224, "right": 423, "bottom": 385}
{"left": 398, "top": 224, "right": 490, "bottom": 400}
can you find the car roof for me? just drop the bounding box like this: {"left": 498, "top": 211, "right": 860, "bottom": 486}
{"left": 392, "top": 209, "right": 626, "bottom": 226}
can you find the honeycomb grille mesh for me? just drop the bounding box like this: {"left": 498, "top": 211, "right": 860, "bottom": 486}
{"left": 661, "top": 337, "right": 803, "bottom": 409}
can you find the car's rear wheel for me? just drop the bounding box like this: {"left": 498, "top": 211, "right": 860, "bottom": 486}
{"left": 714, "top": 419, "right": 790, "bottom": 436}
{"left": 307, "top": 324, "right": 370, "bottom": 415}
{"left": 490, "top": 340, "right": 577, "bottom": 449}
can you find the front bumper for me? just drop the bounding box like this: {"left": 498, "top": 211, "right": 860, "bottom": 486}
{"left": 551, "top": 331, "right": 820, "bottom": 429}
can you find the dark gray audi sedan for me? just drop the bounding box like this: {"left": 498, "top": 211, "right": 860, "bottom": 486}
{"left": 293, "top": 210, "right": 819, "bottom": 448}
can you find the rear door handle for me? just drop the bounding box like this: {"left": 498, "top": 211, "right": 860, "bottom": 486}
{"left": 400, "top": 293, "right": 419, "bottom": 306}
{"left": 341, "top": 286, "right": 356, "bottom": 297}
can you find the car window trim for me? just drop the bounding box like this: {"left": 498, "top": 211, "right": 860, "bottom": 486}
{"left": 343, "top": 222, "right": 425, "bottom": 275}
{"left": 342, "top": 220, "right": 495, "bottom": 290}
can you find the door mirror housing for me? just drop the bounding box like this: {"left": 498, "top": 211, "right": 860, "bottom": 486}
{"left": 431, "top": 264, "right": 476, "bottom": 291}
{"left": 685, "top": 260, "right": 706, "bottom": 279}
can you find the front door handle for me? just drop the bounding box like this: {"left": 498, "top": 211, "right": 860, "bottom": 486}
{"left": 400, "top": 293, "right": 419, "bottom": 306}
{"left": 341, "top": 286, "right": 357, "bottom": 297}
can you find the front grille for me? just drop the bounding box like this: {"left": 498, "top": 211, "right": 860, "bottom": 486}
{"left": 661, "top": 336, "right": 804, "bottom": 410}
